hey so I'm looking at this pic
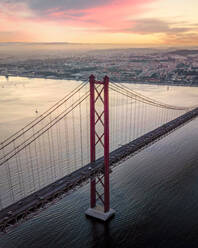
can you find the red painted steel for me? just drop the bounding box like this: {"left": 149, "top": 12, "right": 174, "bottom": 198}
{"left": 89, "top": 74, "right": 110, "bottom": 212}
{"left": 104, "top": 76, "right": 110, "bottom": 212}
{"left": 89, "top": 75, "right": 96, "bottom": 208}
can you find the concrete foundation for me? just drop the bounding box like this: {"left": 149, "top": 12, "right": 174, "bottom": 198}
{"left": 85, "top": 205, "right": 115, "bottom": 221}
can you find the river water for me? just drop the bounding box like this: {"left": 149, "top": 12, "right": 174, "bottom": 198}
{"left": 0, "top": 77, "right": 198, "bottom": 247}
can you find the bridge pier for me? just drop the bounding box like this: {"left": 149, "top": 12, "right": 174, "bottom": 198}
{"left": 85, "top": 206, "right": 115, "bottom": 221}
{"left": 85, "top": 75, "right": 115, "bottom": 221}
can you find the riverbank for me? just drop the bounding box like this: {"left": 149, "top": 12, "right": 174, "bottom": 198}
{"left": 0, "top": 74, "right": 198, "bottom": 87}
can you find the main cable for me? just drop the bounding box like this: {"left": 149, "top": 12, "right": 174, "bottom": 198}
{"left": 0, "top": 82, "right": 88, "bottom": 150}
{"left": 110, "top": 82, "right": 192, "bottom": 111}
{"left": 0, "top": 90, "right": 90, "bottom": 166}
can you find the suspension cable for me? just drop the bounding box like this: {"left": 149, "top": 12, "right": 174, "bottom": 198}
{"left": 110, "top": 82, "right": 193, "bottom": 111}
{"left": 0, "top": 82, "right": 88, "bottom": 150}
{"left": 109, "top": 85, "right": 173, "bottom": 110}
{"left": 0, "top": 91, "right": 90, "bottom": 166}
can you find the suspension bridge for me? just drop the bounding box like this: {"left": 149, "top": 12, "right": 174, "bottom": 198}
{"left": 0, "top": 75, "right": 197, "bottom": 230}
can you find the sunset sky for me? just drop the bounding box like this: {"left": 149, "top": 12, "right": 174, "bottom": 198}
{"left": 0, "top": 0, "right": 198, "bottom": 45}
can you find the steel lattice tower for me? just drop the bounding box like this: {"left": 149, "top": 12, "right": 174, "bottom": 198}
{"left": 85, "top": 75, "right": 115, "bottom": 221}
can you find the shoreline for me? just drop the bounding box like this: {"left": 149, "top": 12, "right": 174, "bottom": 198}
{"left": 1, "top": 74, "right": 198, "bottom": 88}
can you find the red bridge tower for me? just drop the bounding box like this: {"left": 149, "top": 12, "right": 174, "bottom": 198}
{"left": 85, "top": 75, "right": 115, "bottom": 221}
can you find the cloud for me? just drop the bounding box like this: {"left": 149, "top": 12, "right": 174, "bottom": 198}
{"left": 48, "top": 0, "right": 155, "bottom": 29}
{"left": 124, "top": 18, "right": 198, "bottom": 45}
{"left": 164, "top": 32, "right": 198, "bottom": 45}
{"left": 2, "top": 0, "right": 112, "bottom": 12}
{"left": 129, "top": 18, "right": 195, "bottom": 34}
{"left": 0, "top": 0, "right": 155, "bottom": 21}
{"left": 0, "top": 0, "right": 157, "bottom": 36}
{"left": 2, "top": 0, "right": 197, "bottom": 45}
{"left": 29, "top": 0, "right": 112, "bottom": 12}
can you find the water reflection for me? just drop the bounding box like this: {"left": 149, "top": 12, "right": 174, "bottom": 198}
{"left": 89, "top": 221, "right": 113, "bottom": 248}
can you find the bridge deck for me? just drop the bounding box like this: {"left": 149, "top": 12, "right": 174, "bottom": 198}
{"left": 0, "top": 107, "right": 198, "bottom": 231}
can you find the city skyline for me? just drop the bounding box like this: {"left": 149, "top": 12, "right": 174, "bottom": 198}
{"left": 0, "top": 0, "right": 198, "bottom": 46}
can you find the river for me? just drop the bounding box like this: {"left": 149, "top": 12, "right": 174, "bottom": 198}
{"left": 0, "top": 76, "right": 198, "bottom": 247}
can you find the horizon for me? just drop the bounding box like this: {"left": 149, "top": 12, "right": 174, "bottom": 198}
{"left": 0, "top": 41, "right": 198, "bottom": 49}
